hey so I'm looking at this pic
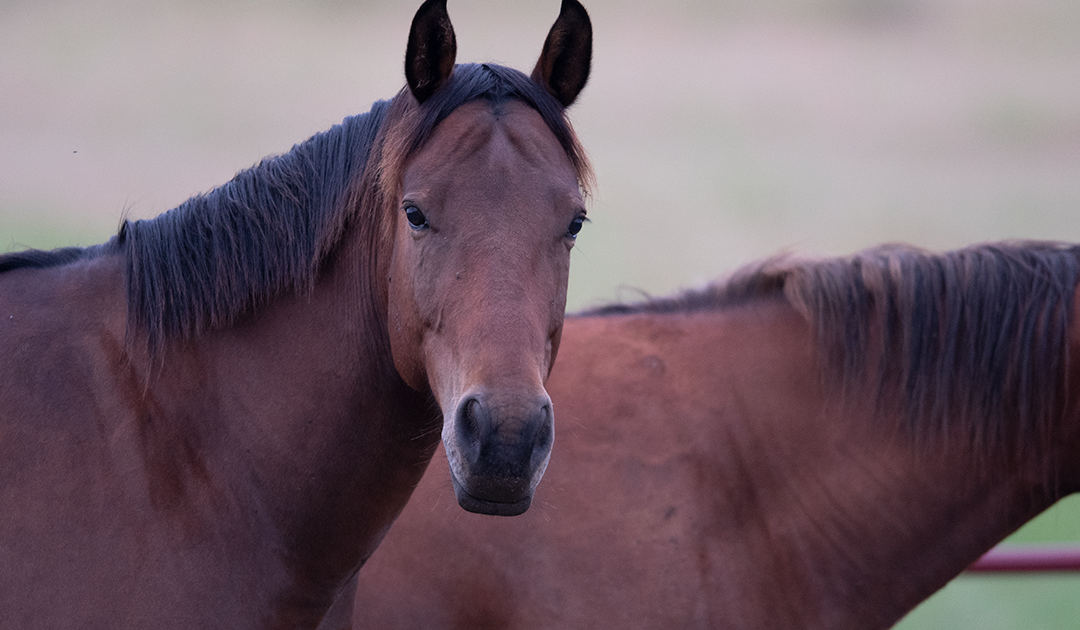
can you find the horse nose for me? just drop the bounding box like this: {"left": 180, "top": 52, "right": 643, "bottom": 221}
{"left": 450, "top": 391, "right": 554, "bottom": 513}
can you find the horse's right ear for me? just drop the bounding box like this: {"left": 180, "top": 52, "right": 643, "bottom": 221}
{"left": 531, "top": 0, "right": 592, "bottom": 108}
{"left": 405, "top": 0, "right": 457, "bottom": 104}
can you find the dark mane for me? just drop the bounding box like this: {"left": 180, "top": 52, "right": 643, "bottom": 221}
{"left": 121, "top": 100, "right": 390, "bottom": 350}
{"left": 0, "top": 244, "right": 113, "bottom": 272}
{"left": 585, "top": 242, "right": 1080, "bottom": 460}
{"left": 577, "top": 266, "right": 788, "bottom": 317}
{"left": 126, "top": 63, "right": 591, "bottom": 352}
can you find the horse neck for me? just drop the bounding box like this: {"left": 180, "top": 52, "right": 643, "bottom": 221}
{"left": 705, "top": 328, "right": 1062, "bottom": 629}
{"left": 133, "top": 218, "right": 439, "bottom": 623}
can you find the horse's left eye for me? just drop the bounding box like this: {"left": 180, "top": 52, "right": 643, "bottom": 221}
{"left": 404, "top": 206, "right": 428, "bottom": 229}
{"left": 566, "top": 215, "right": 585, "bottom": 239}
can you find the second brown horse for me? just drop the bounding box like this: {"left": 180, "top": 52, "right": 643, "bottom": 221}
{"left": 354, "top": 242, "right": 1080, "bottom": 630}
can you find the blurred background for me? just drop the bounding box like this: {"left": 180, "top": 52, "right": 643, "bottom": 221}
{"left": 2, "top": 0, "right": 1078, "bottom": 625}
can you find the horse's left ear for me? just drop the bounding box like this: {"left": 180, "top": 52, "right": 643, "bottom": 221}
{"left": 531, "top": 0, "right": 593, "bottom": 108}
{"left": 405, "top": 0, "right": 457, "bottom": 104}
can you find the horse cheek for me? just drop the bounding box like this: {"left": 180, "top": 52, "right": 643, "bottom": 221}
{"left": 386, "top": 254, "right": 430, "bottom": 393}
{"left": 544, "top": 249, "right": 573, "bottom": 378}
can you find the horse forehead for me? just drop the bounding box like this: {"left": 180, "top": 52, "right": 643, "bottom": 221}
{"left": 415, "top": 100, "right": 574, "bottom": 186}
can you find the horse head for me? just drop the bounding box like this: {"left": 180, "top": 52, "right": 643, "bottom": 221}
{"left": 381, "top": 0, "right": 592, "bottom": 515}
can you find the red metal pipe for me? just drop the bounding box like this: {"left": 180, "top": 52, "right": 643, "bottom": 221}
{"left": 967, "top": 545, "right": 1080, "bottom": 573}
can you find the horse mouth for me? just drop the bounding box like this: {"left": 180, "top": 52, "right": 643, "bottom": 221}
{"left": 450, "top": 473, "right": 533, "bottom": 516}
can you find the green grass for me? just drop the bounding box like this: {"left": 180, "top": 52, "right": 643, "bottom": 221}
{"left": 898, "top": 575, "right": 1080, "bottom": 630}
{"left": 895, "top": 495, "right": 1080, "bottom": 629}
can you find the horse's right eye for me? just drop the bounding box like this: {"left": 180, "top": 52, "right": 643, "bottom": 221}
{"left": 566, "top": 214, "right": 586, "bottom": 239}
{"left": 404, "top": 206, "right": 428, "bottom": 229}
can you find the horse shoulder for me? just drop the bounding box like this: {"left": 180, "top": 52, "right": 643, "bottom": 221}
{"left": 0, "top": 255, "right": 151, "bottom": 618}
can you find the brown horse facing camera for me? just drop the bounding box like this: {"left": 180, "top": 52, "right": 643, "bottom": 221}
{"left": 353, "top": 242, "right": 1080, "bottom": 630}
{"left": 0, "top": 0, "right": 592, "bottom": 627}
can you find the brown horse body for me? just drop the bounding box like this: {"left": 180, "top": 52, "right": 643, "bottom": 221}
{"left": 0, "top": 1, "right": 592, "bottom": 627}
{"left": 354, "top": 243, "right": 1080, "bottom": 629}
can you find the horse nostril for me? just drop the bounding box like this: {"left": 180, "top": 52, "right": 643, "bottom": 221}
{"left": 529, "top": 402, "right": 554, "bottom": 469}
{"left": 456, "top": 397, "right": 484, "bottom": 448}
{"left": 535, "top": 404, "right": 553, "bottom": 450}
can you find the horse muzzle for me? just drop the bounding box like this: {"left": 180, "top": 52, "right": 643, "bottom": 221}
{"left": 444, "top": 391, "right": 554, "bottom": 516}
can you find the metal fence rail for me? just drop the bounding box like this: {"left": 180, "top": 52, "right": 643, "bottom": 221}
{"left": 967, "top": 545, "right": 1080, "bottom": 573}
